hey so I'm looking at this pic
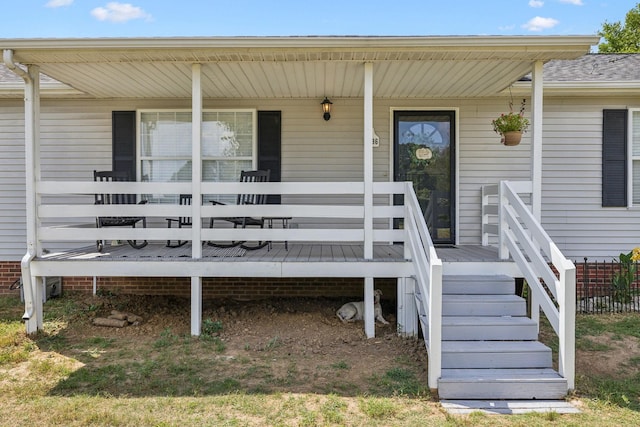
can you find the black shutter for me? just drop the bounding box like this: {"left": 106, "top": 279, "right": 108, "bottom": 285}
{"left": 602, "top": 109, "right": 628, "bottom": 207}
{"left": 112, "top": 111, "right": 136, "bottom": 179}
{"left": 258, "top": 111, "right": 282, "bottom": 204}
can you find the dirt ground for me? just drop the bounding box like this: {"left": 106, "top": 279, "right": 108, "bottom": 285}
{"left": 575, "top": 333, "right": 640, "bottom": 380}
{"left": 36, "top": 294, "right": 640, "bottom": 400}
{"left": 57, "top": 292, "right": 430, "bottom": 396}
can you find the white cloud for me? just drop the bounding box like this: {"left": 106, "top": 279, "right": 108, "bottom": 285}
{"left": 559, "top": 0, "right": 584, "bottom": 5}
{"left": 45, "top": 0, "right": 73, "bottom": 7}
{"left": 91, "top": 2, "right": 152, "bottom": 23}
{"left": 522, "top": 16, "right": 560, "bottom": 31}
{"left": 529, "top": 0, "right": 544, "bottom": 7}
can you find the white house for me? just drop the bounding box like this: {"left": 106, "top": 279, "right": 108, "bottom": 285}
{"left": 3, "top": 35, "right": 630, "bottom": 400}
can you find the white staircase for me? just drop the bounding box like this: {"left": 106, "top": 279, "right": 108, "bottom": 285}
{"left": 417, "top": 274, "right": 568, "bottom": 400}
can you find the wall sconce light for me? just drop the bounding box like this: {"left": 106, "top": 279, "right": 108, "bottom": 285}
{"left": 321, "top": 97, "right": 333, "bottom": 121}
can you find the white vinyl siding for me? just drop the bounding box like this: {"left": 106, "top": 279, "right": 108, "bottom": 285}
{"left": 3, "top": 96, "right": 640, "bottom": 261}
{"left": 0, "top": 102, "right": 26, "bottom": 258}
{"left": 541, "top": 98, "right": 640, "bottom": 260}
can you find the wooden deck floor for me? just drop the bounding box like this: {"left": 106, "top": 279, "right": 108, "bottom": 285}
{"left": 33, "top": 242, "right": 511, "bottom": 279}
{"left": 39, "top": 242, "right": 501, "bottom": 263}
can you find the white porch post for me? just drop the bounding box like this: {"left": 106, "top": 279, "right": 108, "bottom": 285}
{"left": 396, "top": 277, "right": 417, "bottom": 336}
{"left": 191, "top": 276, "right": 202, "bottom": 336}
{"left": 531, "top": 61, "right": 544, "bottom": 221}
{"left": 364, "top": 62, "right": 373, "bottom": 259}
{"left": 22, "top": 64, "right": 42, "bottom": 333}
{"left": 559, "top": 263, "right": 577, "bottom": 390}
{"left": 25, "top": 65, "right": 41, "bottom": 256}
{"left": 192, "top": 63, "right": 203, "bottom": 258}
{"left": 363, "top": 62, "right": 375, "bottom": 338}
{"left": 529, "top": 61, "right": 544, "bottom": 324}
{"left": 191, "top": 63, "right": 203, "bottom": 336}
{"left": 364, "top": 277, "right": 374, "bottom": 338}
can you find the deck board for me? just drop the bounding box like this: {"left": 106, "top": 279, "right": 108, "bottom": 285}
{"left": 33, "top": 243, "right": 510, "bottom": 279}
{"left": 285, "top": 243, "right": 303, "bottom": 261}
{"left": 39, "top": 243, "right": 502, "bottom": 263}
{"left": 437, "top": 245, "right": 501, "bottom": 262}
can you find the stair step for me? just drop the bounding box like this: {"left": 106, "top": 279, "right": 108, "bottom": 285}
{"left": 441, "top": 316, "right": 538, "bottom": 340}
{"left": 442, "top": 341, "right": 552, "bottom": 369}
{"left": 417, "top": 274, "right": 567, "bottom": 400}
{"left": 442, "top": 294, "right": 526, "bottom": 316}
{"left": 443, "top": 275, "right": 515, "bottom": 295}
{"left": 438, "top": 368, "right": 568, "bottom": 400}
{"left": 441, "top": 400, "right": 580, "bottom": 415}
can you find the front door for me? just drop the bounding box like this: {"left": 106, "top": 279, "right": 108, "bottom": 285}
{"left": 394, "top": 110, "right": 455, "bottom": 245}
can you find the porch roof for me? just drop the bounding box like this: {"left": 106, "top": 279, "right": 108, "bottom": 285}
{"left": 0, "top": 35, "right": 598, "bottom": 99}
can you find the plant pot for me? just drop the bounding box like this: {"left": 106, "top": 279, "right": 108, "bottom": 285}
{"left": 502, "top": 131, "right": 522, "bottom": 146}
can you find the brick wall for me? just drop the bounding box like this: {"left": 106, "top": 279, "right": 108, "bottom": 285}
{"left": 0, "top": 261, "right": 396, "bottom": 299}
{"left": 5, "top": 259, "right": 622, "bottom": 300}
{"left": 0, "top": 262, "right": 21, "bottom": 297}
{"left": 574, "top": 259, "right": 640, "bottom": 297}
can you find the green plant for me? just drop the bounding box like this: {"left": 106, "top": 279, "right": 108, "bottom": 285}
{"left": 358, "top": 397, "right": 398, "bottom": 419}
{"left": 611, "top": 248, "right": 640, "bottom": 304}
{"left": 210, "top": 337, "right": 226, "bottom": 353}
{"left": 153, "top": 328, "right": 178, "bottom": 349}
{"left": 264, "top": 336, "right": 281, "bottom": 351}
{"left": 331, "top": 360, "right": 349, "bottom": 370}
{"left": 492, "top": 98, "right": 530, "bottom": 135}
{"left": 201, "top": 318, "right": 223, "bottom": 337}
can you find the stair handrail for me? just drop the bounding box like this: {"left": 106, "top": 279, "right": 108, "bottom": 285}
{"left": 403, "top": 182, "right": 442, "bottom": 390}
{"left": 495, "top": 180, "right": 576, "bottom": 391}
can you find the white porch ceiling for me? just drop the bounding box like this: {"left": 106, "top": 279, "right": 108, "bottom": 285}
{"left": 1, "top": 36, "right": 599, "bottom": 99}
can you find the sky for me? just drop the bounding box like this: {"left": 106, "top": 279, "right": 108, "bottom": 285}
{"left": 0, "top": 0, "right": 635, "bottom": 39}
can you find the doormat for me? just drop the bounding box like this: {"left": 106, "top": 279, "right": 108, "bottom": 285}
{"left": 205, "top": 246, "right": 247, "bottom": 257}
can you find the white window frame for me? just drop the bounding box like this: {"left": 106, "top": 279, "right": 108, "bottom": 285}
{"left": 136, "top": 108, "right": 258, "bottom": 183}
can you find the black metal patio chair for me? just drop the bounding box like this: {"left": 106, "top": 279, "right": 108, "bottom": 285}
{"left": 94, "top": 170, "right": 148, "bottom": 252}
{"left": 208, "top": 169, "right": 270, "bottom": 250}
{"left": 166, "top": 193, "right": 192, "bottom": 248}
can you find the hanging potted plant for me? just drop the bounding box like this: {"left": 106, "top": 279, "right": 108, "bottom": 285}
{"left": 492, "top": 98, "right": 530, "bottom": 146}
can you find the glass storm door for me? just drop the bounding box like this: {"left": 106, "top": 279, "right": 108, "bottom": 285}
{"left": 394, "top": 111, "right": 455, "bottom": 245}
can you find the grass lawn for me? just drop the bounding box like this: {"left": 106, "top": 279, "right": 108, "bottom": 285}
{"left": 0, "top": 293, "right": 639, "bottom": 426}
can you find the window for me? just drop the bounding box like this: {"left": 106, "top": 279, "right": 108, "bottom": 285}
{"left": 138, "top": 109, "right": 256, "bottom": 203}
{"left": 202, "top": 111, "right": 255, "bottom": 184}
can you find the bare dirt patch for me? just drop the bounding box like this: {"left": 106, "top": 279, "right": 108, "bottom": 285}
{"left": 577, "top": 333, "right": 640, "bottom": 379}
{"left": 46, "top": 293, "right": 430, "bottom": 397}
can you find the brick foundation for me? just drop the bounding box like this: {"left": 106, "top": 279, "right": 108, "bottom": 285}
{"left": 112, "top": 277, "right": 396, "bottom": 299}
{"left": 0, "top": 261, "right": 22, "bottom": 297}
{"left": 0, "top": 261, "right": 396, "bottom": 299}
{"left": 2, "top": 259, "right": 619, "bottom": 300}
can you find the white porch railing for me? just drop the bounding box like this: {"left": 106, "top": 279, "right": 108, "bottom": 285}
{"left": 35, "top": 180, "right": 413, "bottom": 246}
{"left": 31, "top": 179, "right": 442, "bottom": 384}
{"left": 402, "top": 182, "right": 442, "bottom": 390}
{"left": 482, "top": 180, "right": 576, "bottom": 390}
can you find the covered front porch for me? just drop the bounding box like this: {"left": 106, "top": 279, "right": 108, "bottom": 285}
{"left": 2, "top": 35, "right": 596, "bottom": 395}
